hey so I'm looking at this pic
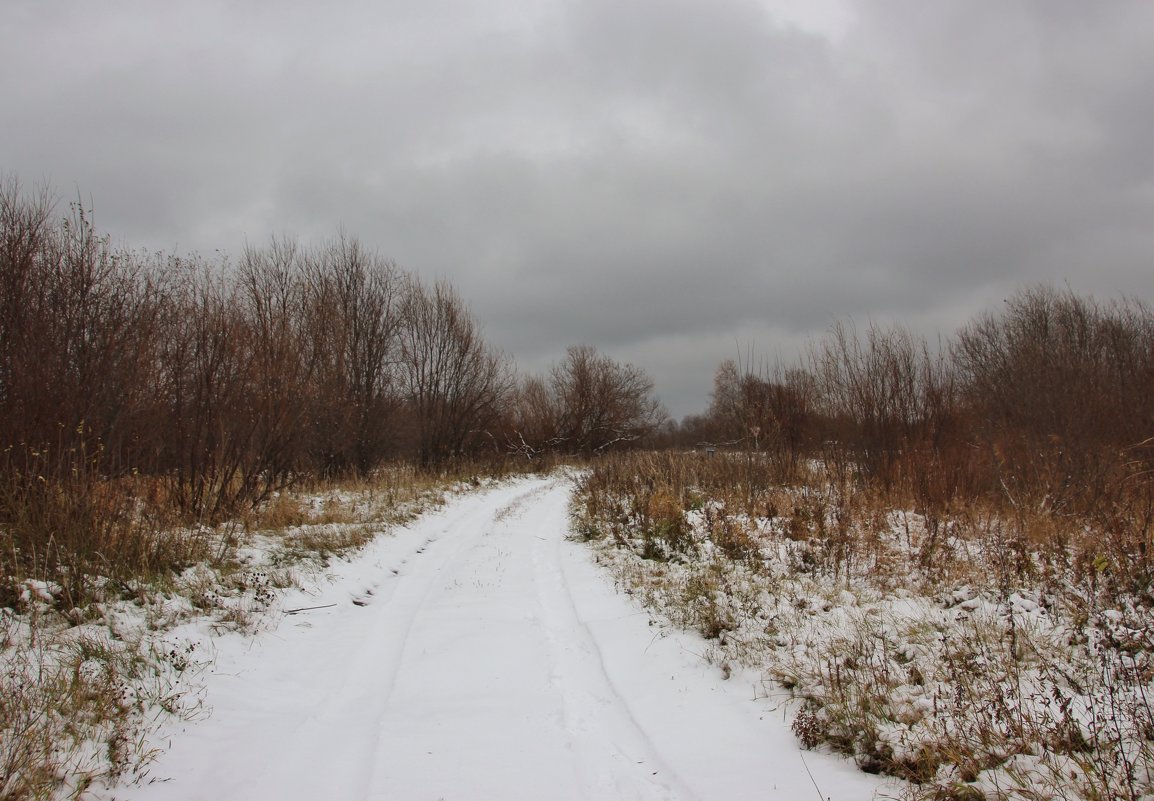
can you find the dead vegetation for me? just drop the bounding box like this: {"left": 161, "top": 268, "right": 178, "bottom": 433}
{"left": 572, "top": 287, "right": 1154, "bottom": 801}
{"left": 0, "top": 462, "right": 491, "bottom": 800}
{"left": 573, "top": 450, "right": 1154, "bottom": 800}
{"left": 0, "top": 175, "right": 607, "bottom": 799}
{"left": 3, "top": 172, "right": 1152, "bottom": 799}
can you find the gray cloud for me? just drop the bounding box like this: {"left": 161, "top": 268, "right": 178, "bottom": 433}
{"left": 3, "top": 0, "right": 1152, "bottom": 417}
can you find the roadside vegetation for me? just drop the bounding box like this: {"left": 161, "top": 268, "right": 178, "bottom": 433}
{"left": 0, "top": 176, "right": 660, "bottom": 799}
{"left": 3, "top": 173, "right": 1152, "bottom": 800}
{"left": 0, "top": 463, "right": 518, "bottom": 800}
{"left": 573, "top": 287, "right": 1154, "bottom": 800}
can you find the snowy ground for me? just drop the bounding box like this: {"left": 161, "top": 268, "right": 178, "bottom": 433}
{"left": 101, "top": 476, "right": 889, "bottom": 801}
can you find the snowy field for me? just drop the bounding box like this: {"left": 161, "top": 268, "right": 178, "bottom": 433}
{"left": 102, "top": 476, "right": 888, "bottom": 801}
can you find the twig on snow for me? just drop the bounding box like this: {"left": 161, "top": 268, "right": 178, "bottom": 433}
{"left": 283, "top": 603, "right": 337, "bottom": 615}
{"left": 798, "top": 749, "right": 827, "bottom": 801}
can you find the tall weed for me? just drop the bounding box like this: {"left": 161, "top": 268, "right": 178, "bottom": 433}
{"left": 573, "top": 450, "right": 1154, "bottom": 800}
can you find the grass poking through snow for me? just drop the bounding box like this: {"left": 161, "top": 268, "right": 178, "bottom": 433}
{"left": 571, "top": 451, "right": 1154, "bottom": 801}
{"left": 0, "top": 464, "right": 484, "bottom": 800}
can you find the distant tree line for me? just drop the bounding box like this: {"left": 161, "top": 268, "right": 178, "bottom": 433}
{"left": 6, "top": 173, "right": 1151, "bottom": 579}
{"left": 671, "top": 285, "right": 1154, "bottom": 526}
{"left": 0, "top": 176, "right": 666, "bottom": 526}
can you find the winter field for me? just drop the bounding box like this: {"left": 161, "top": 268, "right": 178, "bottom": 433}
{"left": 3, "top": 172, "right": 1154, "bottom": 801}
{"left": 572, "top": 453, "right": 1154, "bottom": 801}
{"left": 4, "top": 475, "right": 890, "bottom": 801}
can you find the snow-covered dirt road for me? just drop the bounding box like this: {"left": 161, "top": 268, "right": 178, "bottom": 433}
{"left": 115, "top": 477, "right": 887, "bottom": 801}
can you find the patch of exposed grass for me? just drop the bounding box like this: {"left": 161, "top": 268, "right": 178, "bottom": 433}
{"left": 0, "top": 608, "right": 208, "bottom": 800}
{"left": 572, "top": 451, "right": 1154, "bottom": 801}
{"left": 0, "top": 461, "right": 505, "bottom": 799}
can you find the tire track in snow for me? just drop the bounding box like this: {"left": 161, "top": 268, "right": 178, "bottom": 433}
{"left": 166, "top": 479, "right": 545, "bottom": 801}
{"left": 361, "top": 476, "right": 593, "bottom": 800}
{"left": 528, "top": 481, "right": 698, "bottom": 801}
{"left": 341, "top": 479, "right": 552, "bottom": 800}
{"left": 361, "top": 476, "right": 694, "bottom": 800}
{"left": 112, "top": 476, "right": 888, "bottom": 801}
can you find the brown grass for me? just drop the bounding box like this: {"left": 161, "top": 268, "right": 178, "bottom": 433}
{"left": 0, "top": 456, "right": 516, "bottom": 798}
{"left": 573, "top": 450, "right": 1154, "bottom": 800}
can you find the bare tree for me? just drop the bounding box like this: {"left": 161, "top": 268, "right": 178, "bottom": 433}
{"left": 397, "top": 278, "right": 513, "bottom": 466}
{"left": 235, "top": 236, "right": 317, "bottom": 490}
{"left": 707, "top": 359, "right": 745, "bottom": 443}
{"left": 0, "top": 180, "right": 166, "bottom": 475}
{"left": 550, "top": 345, "right": 666, "bottom": 454}
{"left": 156, "top": 260, "right": 241, "bottom": 517}
{"left": 954, "top": 285, "right": 1154, "bottom": 502}
{"left": 810, "top": 320, "right": 952, "bottom": 480}
{"left": 706, "top": 359, "right": 813, "bottom": 473}
{"left": 304, "top": 233, "right": 403, "bottom": 475}
{"left": 504, "top": 374, "right": 562, "bottom": 459}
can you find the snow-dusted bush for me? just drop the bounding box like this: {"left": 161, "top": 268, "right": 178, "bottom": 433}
{"left": 574, "top": 451, "right": 1154, "bottom": 800}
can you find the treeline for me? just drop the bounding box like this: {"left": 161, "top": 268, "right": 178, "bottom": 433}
{"left": 580, "top": 292, "right": 1154, "bottom": 799}
{"left": 673, "top": 286, "right": 1154, "bottom": 588}
{"left": 6, "top": 172, "right": 1152, "bottom": 596}
{"left": 677, "top": 287, "right": 1154, "bottom": 493}
{"left": 0, "top": 177, "right": 665, "bottom": 593}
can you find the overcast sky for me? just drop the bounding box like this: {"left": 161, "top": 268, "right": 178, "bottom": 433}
{"left": 4, "top": 0, "right": 1153, "bottom": 418}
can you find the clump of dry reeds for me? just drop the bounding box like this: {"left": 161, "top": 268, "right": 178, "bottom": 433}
{"left": 573, "top": 287, "right": 1154, "bottom": 800}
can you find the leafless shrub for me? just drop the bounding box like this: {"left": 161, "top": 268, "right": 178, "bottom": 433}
{"left": 809, "top": 320, "right": 956, "bottom": 486}
{"left": 502, "top": 346, "right": 666, "bottom": 460}
{"left": 302, "top": 233, "right": 403, "bottom": 476}
{"left": 573, "top": 443, "right": 1154, "bottom": 800}
{"left": 504, "top": 375, "right": 563, "bottom": 459}
{"left": 548, "top": 345, "right": 667, "bottom": 455}
{"left": 397, "top": 277, "right": 514, "bottom": 467}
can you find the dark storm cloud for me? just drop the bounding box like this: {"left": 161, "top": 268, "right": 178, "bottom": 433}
{"left": 3, "top": 0, "right": 1153, "bottom": 417}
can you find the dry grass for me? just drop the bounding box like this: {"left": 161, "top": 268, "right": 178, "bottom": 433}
{"left": 572, "top": 450, "right": 1154, "bottom": 801}
{"left": 0, "top": 460, "right": 508, "bottom": 799}
{"left": 0, "top": 608, "right": 207, "bottom": 801}
{"left": 0, "top": 445, "right": 215, "bottom": 615}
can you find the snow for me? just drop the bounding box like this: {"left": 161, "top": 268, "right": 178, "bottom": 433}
{"left": 102, "top": 476, "right": 889, "bottom": 801}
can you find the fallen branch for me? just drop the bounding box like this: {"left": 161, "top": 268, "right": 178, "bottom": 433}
{"left": 283, "top": 603, "right": 337, "bottom": 615}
